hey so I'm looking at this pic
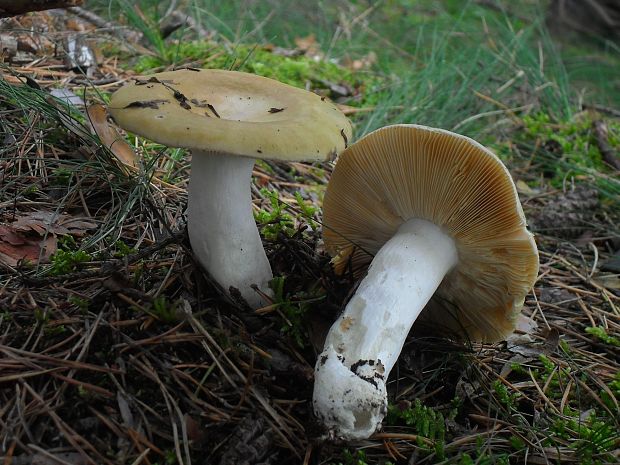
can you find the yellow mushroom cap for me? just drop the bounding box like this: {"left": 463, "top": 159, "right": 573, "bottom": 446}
{"left": 108, "top": 69, "right": 352, "bottom": 161}
{"left": 323, "top": 124, "right": 539, "bottom": 342}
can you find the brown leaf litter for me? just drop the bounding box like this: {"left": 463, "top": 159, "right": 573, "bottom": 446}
{"left": 87, "top": 104, "right": 138, "bottom": 168}
{"left": 0, "top": 211, "right": 96, "bottom": 267}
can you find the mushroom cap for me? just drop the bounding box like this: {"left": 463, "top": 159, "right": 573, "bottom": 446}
{"left": 108, "top": 69, "right": 352, "bottom": 162}
{"left": 323, "top": 124, "right": 539, "bottom": 342}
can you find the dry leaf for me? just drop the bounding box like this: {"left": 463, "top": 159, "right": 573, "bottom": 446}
{"left": 502, "top": 328, "right": 560, "bottom": 378}
{"left": 506, "top": 313, "right": 539, "bottom": 346}
{"left": 507, "top": 328, "right": 559, "bottom": 358}
{"left": 601, "top": 251, "right": 620, "bottom": 273}
{"left": 88, "top": 104, "right": 138, "bottom": 168}
{"left": 185, "top": 414, "right": 206, "bottom": 444}
{"left": 47, "top": 94, "right": 91, "bottom": 140}
{"left": 342, "top": 51, "right": 377, "bottom": 70}
{"left": 13, "top": 211, "right": 96, "bottom": 237}
{"left": 50, "top": 88, "right": 85, "bottom": 106}
{"left": 516, "top": 179, "right": 539, "bottom": 196}
{"left": 336, "top": 103, "right": 375, "bottom": 115}
{"left": 0, "top": 225, "right": 56, "bottom": 266}
{"left": 29, "top": 452, "right": 90, "bottom": 465}
{"left": 0, "top": 211, "right": 96, "bottom": 267}
{"left": 294, "top": 34, "right": 322, "bottom": 58}
{"left": 316, "top": 78, "right": 352, "bottom": 98}
{"left": 592, "top": 274, "right": 620, "bottom": 291}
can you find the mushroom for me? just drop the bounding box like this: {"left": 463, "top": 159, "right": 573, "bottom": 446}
{"left": 108, "top": 69, "right": 352, "bottom": 308}
{"left": 313, "top": 124, "right": 539, "bottom": 440}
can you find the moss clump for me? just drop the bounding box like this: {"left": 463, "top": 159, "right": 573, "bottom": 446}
{"left": 132, "top": 42, "right": 382, "bottom": 107}
{"left": 550, "top": 409, "right": 618, "bottom": 465}
{"left": 520, "top": 112, "right": 619, "bottom": 181}
{"left": 585, "top": 326, "right": 620, "bottom": 347}
{"left": 386, "top": 399, "right": 445, "bottom": 458}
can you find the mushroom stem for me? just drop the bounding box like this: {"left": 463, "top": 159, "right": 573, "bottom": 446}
{"left": 313, "top": 218, "right": 458, "bottom": 439}
{"left": 187, "top": 150, "right": 273, "bottom": 308}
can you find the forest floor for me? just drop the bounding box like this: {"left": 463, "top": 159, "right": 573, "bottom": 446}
{"left": 0, "top": 1, "right": 619, "bottom": 464}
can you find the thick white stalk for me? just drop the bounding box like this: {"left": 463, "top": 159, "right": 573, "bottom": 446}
{"left": 187, "top": 150, "right": 273, "bottom": 308}
{"left": 313, "top": 218, "right": 458, "bottom": 439}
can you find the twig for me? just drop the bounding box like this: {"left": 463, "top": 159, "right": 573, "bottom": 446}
{"left": 20, "top": 230, "right": 186, "bottom": 285}
{"left": 68, "top": 6, "right": 141, "bottom": 42}
{"left": 0, "top": 0, "right": 83, "bottom": 18}
{"left": 584, "top": 103, "right": 620, "bottom": 118}
{"left": 159, "top": 10, "right": 210, "bottom": 39}
{"left": 474, "top": 0, "right": 530, "bottom": 22}
{"left": 372, "top": 432, "right": 435, "bottom": 447}
{"left": 592, "top": 120, "right": 620, "bottom": 170}
{"left": 21, "top": 382, "right": 107, "bottom": 465}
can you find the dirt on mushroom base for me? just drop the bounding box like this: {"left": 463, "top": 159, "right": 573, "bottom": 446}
{"left": 0, "top": 9, "right": 619, "bottom": 465}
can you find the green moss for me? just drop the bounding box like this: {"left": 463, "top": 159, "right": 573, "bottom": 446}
{"left": 458, "top": 452, "right": 510, "bottom": 465}
{"left": 600, "top": 372, "right": 620, "bottom": 411}
{"left": 293, "top": 191, "right": 318, "bottom": 230}
{"left": 50, "top": 167, "right": 73, "bottom": 187}
{"left": 132, "top": 42, "right": 382, "bottom": 107}
{"left": 585, "top": 326, "right": 620, "bottom": 347}
{"left": 536, "top": 354, "right": 574, "bottom": 400}
{"left": 386, "top": 399, "right": 445, "bottom": 458}
{"left": 69, "top": 295, "right": 90, "bottom": 313}
{"left": 509, "top": 361, "right": 530, "bottom": 376}
{"left": 523, "top": 112, "right": 606, "bottom": 169}
{"left": 493, "top": 379, "right": 520, "bottom": 409}
{"left": 333, "top": 449, "right": 392, "bottom": 465}
{"left": 119, "top": 241, "right": 137, "bottom": 257}
{"left": 133, "top": 40, "right": 220, "bottom": 72}
{"left": 254, "top": 189, "right": 296, "bottom": 240}
{"left": 144, "top": 296, "right": 181, "bottom": 323}
{"left": 519, "top": 112, "right": 619, "bottom": 198}
{"left": 269, "top": 275, "right": 322, "bottom": 348}
{"left": 551, "top": 409, "right": 618, "bottom": 464}
{"left": 49, "top": 249, "right": 92, "bottom": 275}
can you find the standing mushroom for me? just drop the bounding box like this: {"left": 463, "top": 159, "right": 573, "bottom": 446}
{"left": 313, "top": 124, "right": 539, "bottom": 440}
{"left": 108, "top": 69, "right": 352, "bottom": 308}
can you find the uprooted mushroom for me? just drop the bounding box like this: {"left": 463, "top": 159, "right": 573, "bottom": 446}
{"left": 314, "top": 124, "right": 539, "bottom": 440}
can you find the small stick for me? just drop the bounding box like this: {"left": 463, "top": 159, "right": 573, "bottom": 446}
{"left": 592, "top": 120, "right": 620, "bottom": 170}
{"left": 584, "top": 103, "right": 620, "bottom": 118}
{"left": 68, "top": 6, "right": 141, "bottom": 42}
{"left": 0, "top": 0, "right": 82, "bottom": 18}
{"left": 21, "top": 230, "right": 186, "bottom": 285}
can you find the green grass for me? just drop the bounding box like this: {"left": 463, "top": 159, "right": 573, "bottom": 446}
{"left": 91, "top": 0, "right": 619, "bottom": 158}
{"left": 0, "top": 72, "right": 174, "bottom": 261}
{"left": 387, "top": 398, "right": 448, "bottom": 458}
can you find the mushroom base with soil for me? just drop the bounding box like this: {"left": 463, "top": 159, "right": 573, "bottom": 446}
{"left": 187, "top": 150, "right": 273, "bottom": 308}
{"left": 313, "top": 218, "right": 458, "bottom": 440}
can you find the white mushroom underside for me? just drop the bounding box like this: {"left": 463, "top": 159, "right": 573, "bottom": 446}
{"left": 187, "top": 150, "right": 273, "bottom": 308}
{"left": 313, "top": 218, "right": 458, "bottom": 440}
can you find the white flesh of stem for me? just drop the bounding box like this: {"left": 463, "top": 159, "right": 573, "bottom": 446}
{"left": 187, "top": 150, "right": 273, "bottom": 308}
{"left": 313, "top": 218, "right": 458, "bottom": 439}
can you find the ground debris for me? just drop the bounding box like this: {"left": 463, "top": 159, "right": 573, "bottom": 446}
{"left": 3, "top": 451, "right": 91, "bottom": 465}
{"left": 528, "top": 185, "right": 599, "bottom": 238}
{"left": 0, "top": 0, "right": 84, "bottom": 19}
{"left": 11, "top": 211, "right": 96, "bottom": 236}
{"left": 0, "top": 211, "right": 94, "bottom": 266}
{"left": 538, "top": 287, "right": 578, "bottom": 306}
{"left": 0, "top": 6, "right": 618, "bottom": 465}
{"left": 87, "top": 104, "right": 138, "bottom": 167}
{"left": 0, "top": 228, "right": 54, "bottom": 267}
{"left": 218, "top": 415, "right": 278, "bottom": 465}
{"left": 593, "top": 119, "right": 620, "bottom": 170}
